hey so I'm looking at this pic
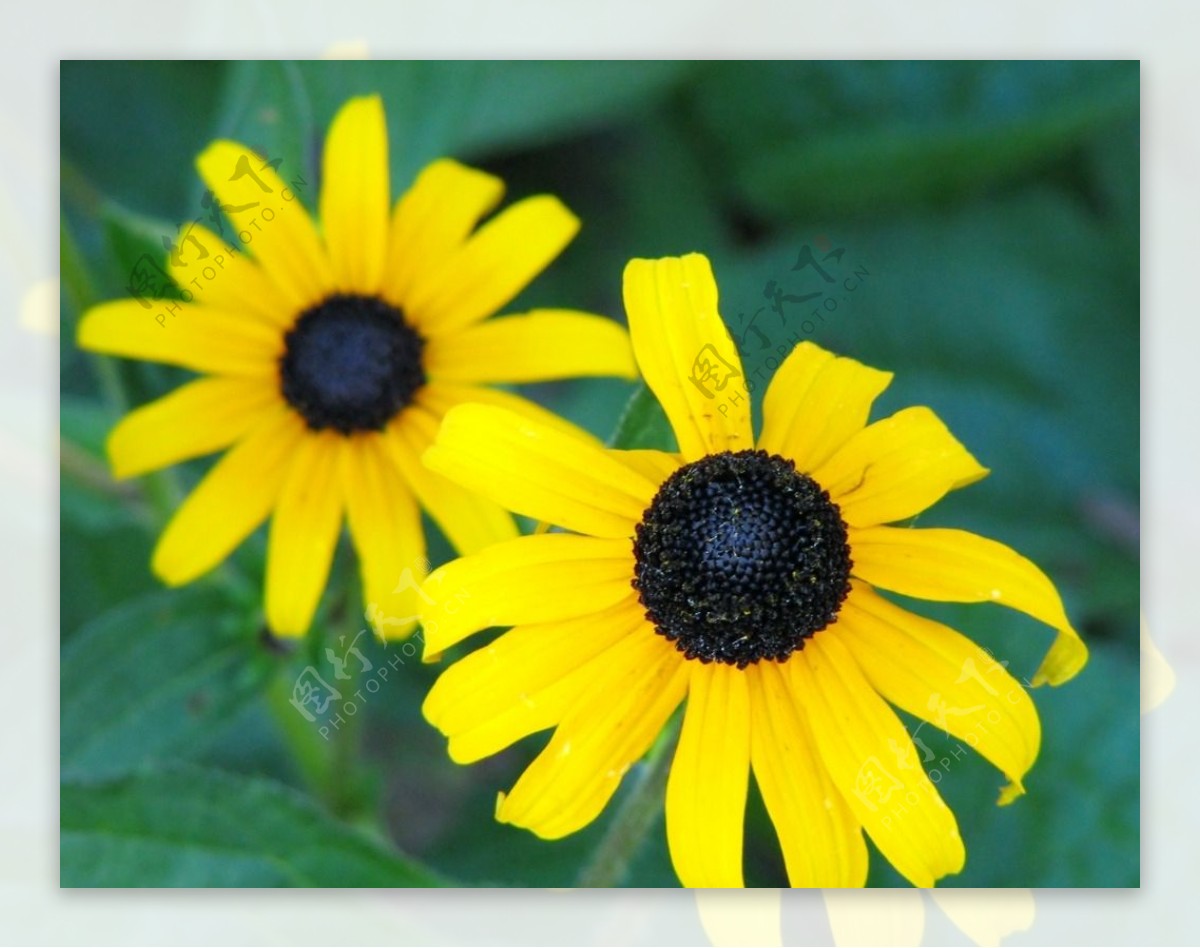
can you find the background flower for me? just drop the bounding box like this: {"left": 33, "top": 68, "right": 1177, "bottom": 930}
{"left": 60, "top": 60, "right": 1138, "bottom": 888}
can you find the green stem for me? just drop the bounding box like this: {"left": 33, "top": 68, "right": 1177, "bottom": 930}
{"left": 266, "top": 571, "right": 370, "bottom": 821}
{"left": 576, "top": 717, "right": 680, "bottom": 888}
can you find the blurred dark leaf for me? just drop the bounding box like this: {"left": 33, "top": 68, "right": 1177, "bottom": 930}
{"left": 62, "top": 590, "right": 278, "bottom": 779}
{"left": 60, "top": 421, "right": 159, "bottom": 635}
{"left": 61, "top": 765, "right": 446, "bottom": 886}
{"left": 451, "top": 61, "right": 692, "bottom": 157}
{"left": 60, "top": 395, "right": 116, "bottom": 461}
{"left": 60, "top": 61, "right": 227, "bottom": 219}
{"left": 690, "top": 61, "right": 1138, "bottom": 218}
{"left": 215, "top": 61, "right": 693, "bottom": 201}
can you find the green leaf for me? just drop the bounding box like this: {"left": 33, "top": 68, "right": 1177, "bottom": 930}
{"left": 61, "top": 765, "right": 446, "bottom": 886}
{"left": 606, "top": 383, "right": 676, "bottom": 452}
{"left": 450, "top": 61, "right": 692, "bottom": 156}
{"left": 691, "top": 61, "right": 1139, "bottom": 217}
{"left": 61, "top": 590, "right": 279, "bottom": 779}
{"left": 60, "top": 61, "right": 228, "bottom": 219}
{"left": 216, "top": 61, "right": 692, "bottom": 195}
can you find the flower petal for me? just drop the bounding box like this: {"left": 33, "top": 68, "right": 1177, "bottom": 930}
{"left": 746, "top": 662, "right": 869, "bottom": 887}
{"left": 151, "top": 405, "right": 306, "bottom": 585}
{"left": 423, "top": 310, "right": 636, "bottom": 383}
{"left": 319, "top": 95, "right": 390, "bottom": 295}
{"left": 341, "top": 434, "right": 426, "bottom": 640}
{"left": 107, "top": 375, "right": 280, "bottom": 479}
{"left": 423, "top": 597, "right": 647, "bottom": 763}
{"left": 838, "top": 581, "right": 1041, "bottom": 804}
{"left": 417, "top": 533, "right": 636, "bottom": 655}
{"left": 196, "top": 140, "right": 332, "bottom": 310}
{"left": 623, "top": 255, "right": 752, "bottom": 462}
{"left": 849, "top": 526, "right": 1088, "bottom": 687}
{"left": 78, "top": 299, "right": 282, "bottom": 376}
{"left": 417, "top": 381, "right": 606, "bottom": 444}
{"left": 381, "top": 159, "right": 504, "bottom": 309}
{"left": 791, "top": 632, "right": 965, "bottom": 888}
{"left": 423, "top": 403, "right": 658, "bottom": 538}
{"left": 496, "top": 628, "right": 687, "bottom": 839}
{"left": 758, "top": 342, "right": 892, "bottom": 472}
{"left": 666, "top": 662, "right": 751, "bottom": 887}
{"left": 606, "top": 448, "right": 682, "bottom": 486}
{"left": 405, "top": 195, "right": 578, "bottom": 336}
{"left": 813, "top": 406, "right": 989, "bottom": 527}
{"left": 164, "top": 222, "right": 296, "bottom": 329}
{"left": 264, "top": 431, "right": 345, "bottom": 636}
{"left": 383, "top": 402, "right": 517, "bottom": 556}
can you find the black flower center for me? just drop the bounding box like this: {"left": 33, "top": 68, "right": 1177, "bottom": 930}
{"left": 280, "top": 294, "right": 426, "bottom": 434}
{"left": 632, "top": 450, "right": 852, "bottom": 667}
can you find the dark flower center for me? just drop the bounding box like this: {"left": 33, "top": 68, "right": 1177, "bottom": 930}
{"left": 632, "top": 450, "right": 852, "bottom": 667}
{"left": 280, "top": 294, "right": 426, "bottom": 434}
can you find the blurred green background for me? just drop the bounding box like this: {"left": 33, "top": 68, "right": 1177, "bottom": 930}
{"left": 60, "top": 60, "right": 1139, "bottom": 888}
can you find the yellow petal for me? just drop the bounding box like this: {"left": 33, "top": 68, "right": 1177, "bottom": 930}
{"left": 606, "top": 448, "right": 681, "bottom": 486}
{"left": 319, "top": 95, "right": 390, "bottom": 294}
{"left": 813, "top": 406, "right": 989, "bottom": 527}
{"left": 417, "top": 381, "right": 606, "bottom": 445}
{"left": 758, "top": 342, "right": 892, "bottom": 472}
{"left": 107, "top": 375, "right": 280, "bottom": 479}
{"left": 849, "top": 526, "right": 1088, "bottom": 687}
{"left": 78, "top": 299, "right": 282, "bottom": 376}
{"left": 496, "top": 628, "right": 687, "bottom": 839}
{"left": 405, "top": 195, "right": 578, "bottom": 336}
{"left": 383, "top": 402, "right": 517, "bottom": 556}
{"left": 423, "top": 309, "right": 636, "bottom": 383}
{"left": 381, "top": 159, "right": 504, "bottom": 310}
{"left": 838, "top": 581, "right": 1041, "bottom": 805}
{"left": 341, "top": 434, "right": 426, "bottom": 640}
{"left": 666, "top": 662, "right": 751, "bottom": 887}
{"left": 264, "top": 432, "right": 344, "bottom": 636}
{"left": 164, "top": 222, "right": 296, "bottom": 329}
{"left": 423, "top": 403, "right": 657, "bottom": 539}
{"left": 791, "top": 632, "right": 965, "bottom": 888}
{"left": 423, "top": 597, "right": 647, "bottom": 763}
{"left": 746, "top": 662, "right": 869, "bottom": 887}
{"left": 622, "top": 254, "right": 752, "bottom": 462}
{"left": 417, "top": 533, "right": 636, "bottom": 655}
{"left": 196, "top": 140, "right": 333, "bottom": 310}
{"left": 151, "top": 405, "right": 307, "bottom": 584}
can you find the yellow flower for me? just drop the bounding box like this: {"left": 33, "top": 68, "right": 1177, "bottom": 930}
{"left": 76, "top": 95, "right": 635, "bottom": 637}
{"left": 418, "top": 253, "right": 1088, "bottom": 888}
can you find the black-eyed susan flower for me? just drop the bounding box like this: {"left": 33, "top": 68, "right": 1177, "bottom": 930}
{"left": 76, "top": 95, "right": 635, "bottom": 638}
{"left": 417, "top": 253, "right": 1088, "bottom": 888}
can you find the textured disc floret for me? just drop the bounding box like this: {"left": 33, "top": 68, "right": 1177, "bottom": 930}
{"left": 281, "top": 294, "right": 425, "bottom": 433}
{"left": 632, "top": 450, "right": 851, "bottom": 666}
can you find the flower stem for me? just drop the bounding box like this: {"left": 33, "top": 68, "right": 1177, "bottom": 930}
{"left": 576, "top": 717, "right": 680, "bottom": 888}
